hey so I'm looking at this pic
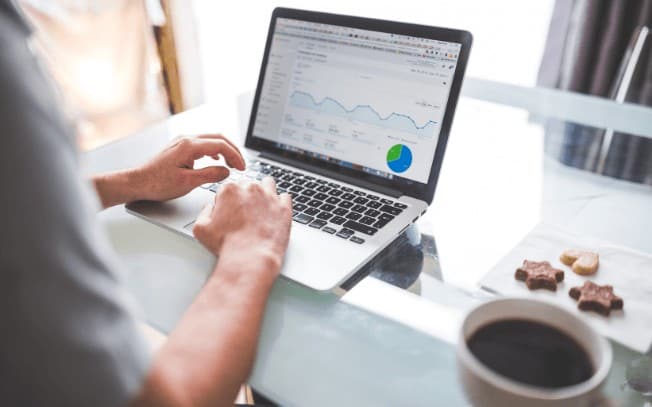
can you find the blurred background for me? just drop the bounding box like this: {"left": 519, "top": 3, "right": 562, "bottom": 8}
{"left": 19, "top": 0, "right": 652, "bottom": 183}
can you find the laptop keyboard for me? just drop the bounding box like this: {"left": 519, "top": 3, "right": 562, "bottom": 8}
{"left": 200, "top": 160, "right": 408, "bottom": 245}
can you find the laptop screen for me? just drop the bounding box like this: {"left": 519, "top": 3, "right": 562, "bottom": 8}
{"left": 251, "top": 17, "right": 462, "bottom": 185}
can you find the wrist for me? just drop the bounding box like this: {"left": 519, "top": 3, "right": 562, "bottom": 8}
{"left": 93, "top": 168, "right": 144, "bottom": 208}
{"left": 215, "top": 233, "right": 284, "bottom": 284}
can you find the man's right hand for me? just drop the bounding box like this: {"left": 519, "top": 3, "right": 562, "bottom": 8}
{"left": 133, "top": 177, "right": 292, "bottom": 407}
{"left": 192, "top": 177, "right": 292, "bottom": 276}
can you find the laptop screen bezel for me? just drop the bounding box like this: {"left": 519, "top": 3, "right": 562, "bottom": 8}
{"left": 245, "top": 7, "right": 472, "bottom": 204}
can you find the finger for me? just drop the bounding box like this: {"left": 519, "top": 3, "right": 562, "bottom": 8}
{"left": 188, "top": 139, "right": 246, "bottom": 170}
{"left": 261, "top": 176, "right": 277, "bottom": 195}
{"left": 279, "top": 192, "right": 292, "bottom": 208}
{"left": 195, "top": 203, "right": 213, "bottom": 226}
{"left": 196, "top": 134, "right": 245, "bottom": 165}
{"left": 187, "top": 166, "right": 230, "bottom": 188}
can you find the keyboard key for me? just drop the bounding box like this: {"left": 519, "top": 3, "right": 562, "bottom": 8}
{"left": 353, "top": 190, "right": 366, "bottom": 196}
{"left": 282, "top": 175, "right": 295, "bottom": 181}
{"left": 331, "top": 216, "right": 346, "bottom": 225}
{"left": 328, "top": 189, "right": 343, "bottom": 197}
{"left": 333, "top": 208, "right": 348, "bottom": 216}
{"left": 305, "top": 181, "right": 319, "bottom": 189}
{"left": 307, "top": 200, "right": 322, "bottom": 207}
{"left": 304, "top": 207, "right": 320, "bottom": 216}
{"left": 302, "top": 189, "right": 316, "bottom": 197}
{"left": 293, "top": 203, "right": 307, "bottom": 212}
{"left": 278, "top": 181, "right": 292, "bottom": 189}
{"left": 317, "top": 211, "right": 333, "bottom": 220}
{"left": 343, "top": 220, "right": 378, "bottom": 236}
{"left": 293, "top": 213, "right": 313, "bottom": 224}
{"left": 345, "top": 212, "right": 362, "bottom": 221}
{"left": 295, "top": 195, "right": 310, "bottom": 203}
{"left": 314, "top": 193, "right": 328, "bottom": 201}
{"left": 309, "top": 219, "right": 327, "bottom": 229}
{"left": 319, "top": 203, "right": 335, "bottom": 212}
{"left": 365, "top": 209, "right": 380, "bottom": 217}
{"left": 367, "top": 194, "right": 379, "bottom": 201}
{"left": 293, "top": 179, "right": 307, "bottom": 186}
{"left": 373, "top": 219, "right": 390, "bottom": 228}
{"left": 353, "top": 197, "right": 369, "bottom": 205}
{"left": 338, "top": 201, "right": 354, "bottom": 209}
{"left": 328, "top": 182, "right": 340, "bottom": 189}
{"left": 380, "top": 198, "right": 394, "bottom": 205}
{"left": 367, "top": 201, "right": 381, "bottom": 209}
{"left": 322, "top": 226, "right": 336, "bottom": 234}
{"left": 394, "top": 202, "right": 408, "bottom": 209}
{"left": 379, "top": 205, "right": 402, "bottom": 216}
{"left": 336, "top": 228, "right": 354, "bottom": 239}
{"left": 316, "top": 185, "right": 331, "bottom": 193}
{"left": 379, "top": 213, "right": 395, "bottom": 221}
{"left": 350, "top": 236, "right": 365, "bottom": 244}
{"left": 325, "top": 197, "right": 341, "bottom": 205}
{"left": 341, "top": 186, "right": 353, "bottom": 192}
{"left": 289, "top": 185, "right": 304, "bottom": 193}
{"left": 316, "top": 179, "right": 328, "bottom": 185}
{"left": 304, "top": 175, "right": 315, "bottom": 181}
{"left": 360, "top": 216, "right": 375, "bottom": 225}
{"left": 351, "top": 204, "right": 366, "bottom": 213}
{"left": 341, "top": 193, "right": 356, "bottom": 201}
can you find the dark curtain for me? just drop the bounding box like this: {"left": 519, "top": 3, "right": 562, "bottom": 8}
{"left": 538, "top": 0, "right": 652, "bottom": 184}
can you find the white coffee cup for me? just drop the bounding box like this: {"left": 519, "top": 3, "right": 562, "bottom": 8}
{"left": 456, "top": 298, "right": 612, "bottom": 407}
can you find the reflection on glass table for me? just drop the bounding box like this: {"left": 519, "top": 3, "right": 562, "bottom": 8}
{"left": 81, "top": 82, "right": 652, "bottom": 406}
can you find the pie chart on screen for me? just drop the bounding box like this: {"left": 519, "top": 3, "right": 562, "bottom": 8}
{"left": 386, "top": 144, "right": 412, "bottom": 173}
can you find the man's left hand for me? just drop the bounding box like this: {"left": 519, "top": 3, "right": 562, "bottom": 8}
{"left": 93, "top": 134, "right": 246, "bottom": 208}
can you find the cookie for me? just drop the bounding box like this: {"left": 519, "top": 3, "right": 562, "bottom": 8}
{"left": 569, "top": 281, "right": 623, "bottom": 316}
{"left": 560, "top": 249, "right": 599, "bottom": 275}
{"left": 515, "top": 260, "right": 564, "bottom": 291}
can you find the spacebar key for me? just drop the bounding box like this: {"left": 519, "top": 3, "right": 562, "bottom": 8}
{"left": 343, "top": 220, "right": 378, "bottom": 235}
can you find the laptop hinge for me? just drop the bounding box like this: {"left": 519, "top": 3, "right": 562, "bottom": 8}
{"left": 259, "top": 152, "right": 402, "bottom": 198}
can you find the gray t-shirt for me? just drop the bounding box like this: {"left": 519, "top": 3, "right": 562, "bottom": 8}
{"left": 0, "top": 1, "right": 151, "bottom": 405}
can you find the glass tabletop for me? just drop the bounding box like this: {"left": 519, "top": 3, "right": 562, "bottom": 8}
{"left": 86, "top": 80, "right": 652, "bottom": 406}
{"left": 333, "top": 86, "right": 652, "bottom": 405}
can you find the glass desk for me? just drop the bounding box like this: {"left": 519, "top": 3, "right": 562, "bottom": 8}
{"left": 83, "top": 82, "right": 652, "bottom": 406}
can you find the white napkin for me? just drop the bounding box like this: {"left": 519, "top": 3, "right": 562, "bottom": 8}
{"left": 480, "top": 223, "right": 652, "bottom": 353}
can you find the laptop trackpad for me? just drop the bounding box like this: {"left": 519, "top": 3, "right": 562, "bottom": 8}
{"left": 126, "top": 188, "right": 213, "bottom": 234}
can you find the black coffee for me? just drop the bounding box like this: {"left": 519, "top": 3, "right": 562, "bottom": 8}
{"left": 467, "top": 319, "right": 594, "bottom": 388}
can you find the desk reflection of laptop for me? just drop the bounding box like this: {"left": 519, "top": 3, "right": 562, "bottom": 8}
{"left": 127, "top": 7, "right": 472, "bottom": 291}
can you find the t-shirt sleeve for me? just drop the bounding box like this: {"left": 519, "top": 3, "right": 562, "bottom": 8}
{"left": 0, "top": 10, "right": 152, "bottom": 407}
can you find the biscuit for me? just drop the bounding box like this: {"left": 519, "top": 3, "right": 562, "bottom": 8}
{"left": 515, "top": 260, "right": 564, "bottom": 291}
{"left": 560, "top": 249, "right": 599, "bottom": 275}
{"left": 569, "top": 281, "right": 623, "bottom": 316}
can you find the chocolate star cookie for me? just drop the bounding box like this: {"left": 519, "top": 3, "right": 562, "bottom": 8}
{"left": 515, "top": 260, "right": 564, "bottom": 291}
{"left": 569, "top": 281, "right": 623, "bottom": 316}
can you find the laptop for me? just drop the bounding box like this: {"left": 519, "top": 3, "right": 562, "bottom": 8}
{"left": 127, "top": 7, "right": 472, "bottom": 291}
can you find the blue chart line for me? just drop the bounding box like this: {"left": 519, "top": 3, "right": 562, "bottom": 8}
{"left": 288, "top": 90, "right": 437, "bottom": 138}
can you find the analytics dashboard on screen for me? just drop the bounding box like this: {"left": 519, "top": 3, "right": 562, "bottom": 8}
{"left": 252, "top": 18, "right": 461, "bottom": 184}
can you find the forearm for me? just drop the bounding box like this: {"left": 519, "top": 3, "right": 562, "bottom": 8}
{"left": 132, "top": 242, "right": 279, "bottom": 407}
{"left": 92, "top": 169, "right": 143, "bottom": 209}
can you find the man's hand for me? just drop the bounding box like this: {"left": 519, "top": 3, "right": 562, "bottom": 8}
{"left": 93, "top": 134, "right": 246, "bottom": 209}
{"left": 132, "top": 179, "right": 292, "bottom": 407}
{"left": 193, "top": 177, "right": 292, "bottom": 276}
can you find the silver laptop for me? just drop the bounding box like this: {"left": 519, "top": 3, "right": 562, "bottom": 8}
{"left": 127, "top": 8, "right": 472, "bottom": 291}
